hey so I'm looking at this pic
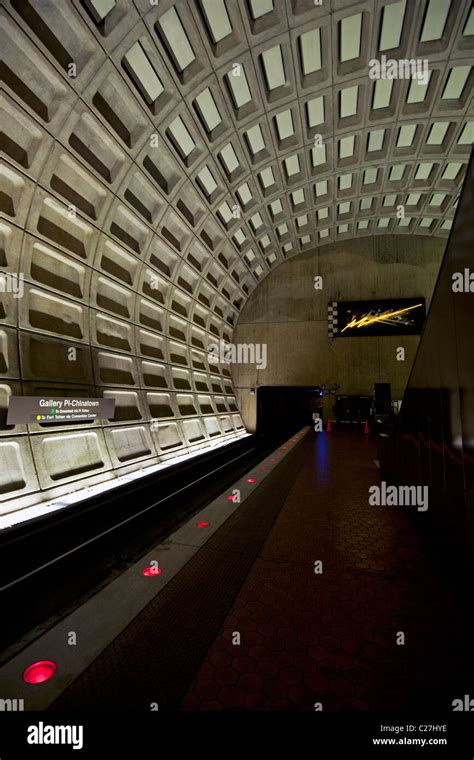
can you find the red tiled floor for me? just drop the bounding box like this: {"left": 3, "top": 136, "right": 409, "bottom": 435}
{"left": 180, "top": 431, "right": 465, "bottom": 712}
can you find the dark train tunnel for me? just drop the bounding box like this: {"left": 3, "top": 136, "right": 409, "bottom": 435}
{"left": 1, "top": 0, "right": 474, "bottom": 754}
{"left": 256, "top": 385, "right": 324, "bottom": 437}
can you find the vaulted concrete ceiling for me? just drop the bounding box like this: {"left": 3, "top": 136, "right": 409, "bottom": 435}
{"left": 0, "top": 0, "right": 473, "bottom": 520}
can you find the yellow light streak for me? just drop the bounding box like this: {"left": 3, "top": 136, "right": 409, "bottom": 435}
{"left": 341, "top": 303, "right": 423, "bottom": 332}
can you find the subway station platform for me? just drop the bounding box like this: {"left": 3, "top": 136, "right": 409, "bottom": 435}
{"left": 36, "top": 428, "right": 465, "bottom": 713}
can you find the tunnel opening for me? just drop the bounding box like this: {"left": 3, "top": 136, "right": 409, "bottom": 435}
{"left": 256, "top": 385, "right": 324, "bottom": 438}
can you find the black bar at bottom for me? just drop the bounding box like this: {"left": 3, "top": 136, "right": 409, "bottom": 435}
{"left": 0, "top": 712, "right": 472, "bottom": 757}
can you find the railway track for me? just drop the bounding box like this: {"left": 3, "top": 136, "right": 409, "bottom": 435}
{"left": 0, "top": 430, "right": 293, "bottom": 659}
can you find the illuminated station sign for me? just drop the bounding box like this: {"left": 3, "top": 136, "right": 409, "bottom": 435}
{"left": 7, "top": 397, "right": 116, "bottom": 425}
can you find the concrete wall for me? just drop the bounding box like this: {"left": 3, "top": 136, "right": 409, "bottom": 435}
{"left": 232, "top": 235, "right": 446, "bottom": 431}
{"left": 379, "top": 155, "right": 474, "bottom": 573}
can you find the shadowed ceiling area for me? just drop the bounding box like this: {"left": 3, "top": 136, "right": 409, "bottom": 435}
{"left": 0, "top": 0, "right": 472, "bottom": 517}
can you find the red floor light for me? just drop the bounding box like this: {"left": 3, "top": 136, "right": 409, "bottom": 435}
{"left": 260, "top": 466, "right": 268, "bottom": 470}
{"left": 23, "top": 660, "right": 56, "bottom": 685}
{"left": 142, "top": 566, "right": 162, "bottom": 577}
{"left": 270, "top": 458, "right": 277, "bottom": 461}
{"left": 226, "top": 495, "right": 235, "bottom": 501}
{"left": 247, "top": 478, "right": 256, "bottom": 483}
{"left": 196, "top": 521, "right": 209, "bottom": 528}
